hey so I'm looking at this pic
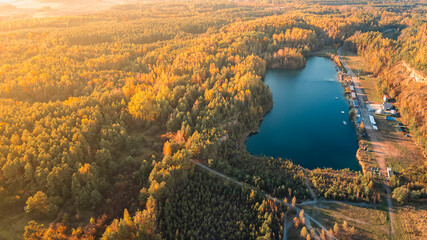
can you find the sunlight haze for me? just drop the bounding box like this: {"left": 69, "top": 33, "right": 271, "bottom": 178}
{"left": 0, "top": 0, "right": 141, "bottom": 18}
{"left": 0, "top": 0, "right": 425, "bottom": 239}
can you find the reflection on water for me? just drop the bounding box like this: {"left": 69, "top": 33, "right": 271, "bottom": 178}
{"left": 245, "top": 57, "right": 360, "bottom": 171}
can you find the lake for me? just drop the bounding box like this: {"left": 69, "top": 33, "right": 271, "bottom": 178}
{"left": 245, "top": 57, "right": 361, "bottom": 170}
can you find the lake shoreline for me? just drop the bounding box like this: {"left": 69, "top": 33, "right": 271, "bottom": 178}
{"left": 312, "top": 51, "right": 366, "bottom": 173}
{"left": 244, "top": 56, "right": 362, "bottom": 171}
{"left": 239, "top": 100, "right": 273, "bottom": 150}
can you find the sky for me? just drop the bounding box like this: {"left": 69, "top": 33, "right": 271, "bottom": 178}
{"left": 0, "top": 0, "right": 141, "bottom": 18}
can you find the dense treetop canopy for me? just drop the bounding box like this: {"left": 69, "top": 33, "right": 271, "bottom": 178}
{"left": 0, "top": 0, "right": 425, "bottom": 239}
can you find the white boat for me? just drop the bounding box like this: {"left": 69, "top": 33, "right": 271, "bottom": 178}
{"left": 341, "top": 111, "right": 345, "bottom": 114}
{"left": 335, "top": 97, "right": 338, "bottom": 100}
{"left": 343, "top": 121, "right": 347, "bottom": 125}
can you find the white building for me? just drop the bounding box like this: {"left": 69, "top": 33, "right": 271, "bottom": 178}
{"left": 387, "top": 167, "right": 393, "bottom": 178}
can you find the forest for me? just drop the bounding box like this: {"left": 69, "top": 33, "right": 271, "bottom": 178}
{"left": 0, "top": 0, "right": 425, "bottom": 239}
{"left": 344, "top": 21, "right": 427, "bottom": 152}
{"left": 159, "top": 171, "right": 285, "bottom": 240}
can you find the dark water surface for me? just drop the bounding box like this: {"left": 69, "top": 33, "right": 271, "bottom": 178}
{"left": 245, "top": 57, "right": 360, "bottom": 170}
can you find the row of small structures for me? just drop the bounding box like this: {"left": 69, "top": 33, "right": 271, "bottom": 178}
{"left": 340, "top": 72, "right": 399, "bottom": 179}
{"left": 341, "top": 71, "right": 401, "bottom": 132}
{"left": 369, "top": 166, "right": 393, "bottom": 178}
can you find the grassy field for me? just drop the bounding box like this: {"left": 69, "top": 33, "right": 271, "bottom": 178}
{"left": 393, "top": 204, "right": 427, "bottom": 240}
{"left": 311, "top": 48, "right": 338, "bottom": 57}
{"left": 301, "top": 201, "right": 389, "bottom": 240}
{"left": 359, "top": 75, "right": 381, "bottom": 103}
{"left": 341, "top": 50, "right": 382, "bottom": 103}
{"left": 0, "top": 207, "right": 50, "bottom": 240}
{"left": 341, "top": 50, "right": 369, "bottom": 72}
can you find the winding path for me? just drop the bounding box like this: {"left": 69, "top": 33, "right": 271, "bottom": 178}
{"left": 189, "top": 49, "right": 394, "bottom": 239}
{"left": 190, "top": 159, "right": 336, "bottom": 240}
{"left": 338, "top": 47, "right": 395, "bottom": 239}
{"left": 298, "top": 199, "right": 375, "bottom": 208}
{"left": 282, "top": 210, "right": 289, "bottom": 240}
{"left": 302, "top": 169, "right": 318, "bottom": 202}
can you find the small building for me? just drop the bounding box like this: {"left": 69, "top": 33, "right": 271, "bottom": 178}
{"left": 390, "top": 109, "right": 397, "bottom": 116}
{"left": 387, "top": 167, "right": 393, "bottom": 178}
{"left": 350, "top": 85, "right": 355, "bottom": 92}
{"left": 351, "top": 92, "right": 357, "bottom": 100}
{"left": 383, "top": 95, "right": 389, "bottom": 102}
{"left": 382, "top": 102, "right": 393, "bottom": 111}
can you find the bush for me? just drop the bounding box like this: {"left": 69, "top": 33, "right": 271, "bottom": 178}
{"left": 25, "top": 191, "right": 58, "bottom": 219}
{"left": 392, "top": 186, "right": 410, "bottom": 204}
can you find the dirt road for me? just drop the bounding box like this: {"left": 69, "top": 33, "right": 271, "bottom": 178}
{"left": 190, "top": 159, "right": 336, "bottom": 240}
{"left": 338, "top": 47, "right": 395, "bottom": 239}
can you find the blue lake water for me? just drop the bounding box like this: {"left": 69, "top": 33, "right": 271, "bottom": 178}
{"left": 245, "top": 57, "right": 361, "bottom": 171}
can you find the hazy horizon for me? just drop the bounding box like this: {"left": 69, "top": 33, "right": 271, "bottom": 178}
{"left": 0, "top": 0, "right": 144, "bottom": 18}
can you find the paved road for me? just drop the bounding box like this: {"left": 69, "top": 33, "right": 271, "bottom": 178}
{"left": 338, "top": 47, "right": 395, "bottom": 239}
{"left": 190, "top": 159, "right": 336, "bottom": 240}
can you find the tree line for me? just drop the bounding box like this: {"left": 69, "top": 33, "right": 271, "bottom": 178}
{"left": 0, "top": 0, "right": 424, "bottom": 238}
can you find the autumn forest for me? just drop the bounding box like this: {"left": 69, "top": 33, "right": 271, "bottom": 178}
{"left": 0, "top": 0, "right": 426, "bottom": 239}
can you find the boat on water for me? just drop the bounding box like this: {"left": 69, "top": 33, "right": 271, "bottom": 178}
{"left": 343, "top": 121, "right": 347, "bottom": 125}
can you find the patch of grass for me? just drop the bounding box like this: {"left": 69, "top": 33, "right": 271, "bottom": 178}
{"left": 341, "top": 50, "right": 370, "bottom": 72}
{"left": 302, "top": 201, "right": 389, "bottom": 240}
{"left": 375, "top": 117, "right": 397, "bottom": 134}
{"left": 393, "top": 204, "right": 427, "bottom": 240}
{"left": 0, "top": 208, "right": 50, "bottom": 240}
{"left": 359, "top": 75, "right": 381, "bottom": 103}
{"left": 341, "top": 50, "right": 382, "bottom": 103}
{"left": 311, "top": 48, "right": 337, "bottom": 57}
{"left": 388, "top": 142, "right": 425, "bottom": 173}
{"left": 128, "top": 125, "right": 163, "bottom": 161}
{"left": 386, "top": 157, "right": 405, "bottom": 173}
